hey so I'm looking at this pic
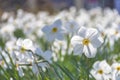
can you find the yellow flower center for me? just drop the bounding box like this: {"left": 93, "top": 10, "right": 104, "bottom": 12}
{"left": 97, "top": 69, "right": 103, "bottom": 74}
{"left": 52, "top": 27, "right": 58, "bottom": 33}
{"left": 20, "top": 46, "right": 26, "bottom": 53}
{"left": 82, "top": 38, "right": 90, "bottom": 45}
{"left": 116, "top": 66, "right": 120, "bottom": 71}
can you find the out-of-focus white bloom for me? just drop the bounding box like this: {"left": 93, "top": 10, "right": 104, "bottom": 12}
{"left": 111, "top": 62, "right": 120, "bottom": 80}
{"left": 33, "top": 48, "right": 52, "bottom": 73}
{"left": 76, "top": 9, "right": 90, "bottom": 26}
{"left": 90, "top": 60, "right": 112, "bottom": 80}
{"left": 35, "top": 48, "right": 52, "bottom": 63}
{"left": 0, "top": 24, "right": 15, "bottom": 39}
{"left": 71, "top": 27, "right": 103, "bottom": 58}
{"left": 42, "top": 19, "right": 64, "bottom": 42}
{"left": 1, "top": 12, "right": 10, "bottom": 21}
{"left": 52, "top": 40, "right": 67, "bottom": 56}
{"left": 105, "top": 23, "right": 120, "bottom": 50}
{"left": 16, "top": 38, "right": 33, "bottom": 51}
{"left": 15, "top": 38, "right": 34, "bottom": 65}
{"left": 64, "top": 20, "right": 79, "bottom": 35}
{"left": 5, "top": 39, "right": 16, "bottom": 53}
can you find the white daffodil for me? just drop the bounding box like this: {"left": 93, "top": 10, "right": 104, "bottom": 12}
{"left": 71, "top": 27, "right": 103, "bottom": 58}
{"left": 16, "top": 38, "right": 33, "bottom": 52}
{"left": 64, "top": 20, "right": 79, "bottom": 35}
{"left": 90, "top": 60, "right": 112, "bottom": 80}
{"left": 42, "top": 19, "right": 64, "bottom": 42}
{"left": 52, "top": 40, "right": 67, "bottom": 55}
{"left": 105, "top": 23, "right": 120, "bottom": 50}
{"left": 15, "top": 38, "right": 34, "bottom": 64}
{"left": 32, "top": 48, "right": 52, "bottom": 73}
{"left": 111, "top": 62, "right": 120, "bottom": 80}
{"left": 35, "top": 48, "right": 52, "bottom": 63}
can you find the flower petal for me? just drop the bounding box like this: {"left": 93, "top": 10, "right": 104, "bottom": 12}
{"left": 22, "top": 39, "right": 33, "bottom": 49}
{"left": 53, "top": 19, "right": 62, "bottom": 27}
{"left": 86, "top": 28, "right": 99, "bottom": 39}
{"left": 78, "top": 27, "right": 87, "bottom": 38}
{"left": 93, "top": 61, "right": 100, "bottom": 69}
{"left": 42, "top": 25, "right": 51, "bottom": 34}
{"left": 91, "top": 37, "right": 103, "bottom": 48}
{"left": 43, "top": 50, "right": 52, "bottom": 63}
{"left": 16, "top": 38, "right": 23, "bottom": 46}
{"left": 84, "top": 44, "right": 97, "bottom": 58}
{"left": 56, "top": 33, "right": 64, "bottom": 40}
{"left": 71, "top": 36, "right": 83, "bottom": 46}
{"left": 32, "top": 63, "right": 39, "bottom": 75}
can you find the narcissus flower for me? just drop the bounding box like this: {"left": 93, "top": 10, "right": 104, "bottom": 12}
{"left": 15, "top": 38, "right": 34, "bottom": 64}
{"left": 64, "top": 20, "right": 79, "bottom": 35}
{"left": 16, "top": 38, "right": 33, "bottom": 52}
{"left": 71, "top": 27, "right": 103, "bottom": 58}
{"left": 90, "top": 60, "right": 112, "bottom": 80}
{"left": 35, "top": 48, "right": 52, "bottom": 63}
{"left": 42, "top": 19, "right": 64, "bottom": 42}
{"left": 111, "top": 62, "right": 120, "bottom": 80}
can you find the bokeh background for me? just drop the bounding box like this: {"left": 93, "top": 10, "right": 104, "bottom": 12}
{"left": 0, "top": 0, "right": 119, "bottom": 14}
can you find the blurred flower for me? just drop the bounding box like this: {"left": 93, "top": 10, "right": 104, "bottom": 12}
{"left": 15, "top": 38, "right": 34, "bottom": 66}
{"left": 35, "top": 48, "right": 52, "bottom": 63}
{"left": 64, "top": 20, "right": 79, "bottom": 35}
{"left": 16, "top": 38, "right": 33, "bottom": 52}
{"left": 42, "top": 19, "right": 64, "bottom": 42}
{"left": 111, "top": 62, "right": 120, "bottom": 80}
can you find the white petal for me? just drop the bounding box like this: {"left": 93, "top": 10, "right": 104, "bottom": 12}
{"left": 111, "top": 63, "right": 119, "bottom": 69}
{"left": 35, "top": 48, "right": 43, "bottom": 56}
{"left": 71, "top": 36, "right": 83, "bottom": 46}
{"left": 17, "top": 67, "right": 24, "bottom": 77}
{"left": 86, "top": 28, "right": 99, "bottom": 39}
{"left": 93, "top": 61, "right": 100, "bottom": 69}
{"left": 84, "top": 44, "right": 97, "bottom": 58}
{"left": 56, "top": 33, "right": 64, "bottom": 40}
{"left": 43, "top": 50, "right": 52, "bottom": 63}
{"left": 100, "top": 60, "right": 111, "bottom": 74}
{"left": 53, "top": 19, "right": 62, "bottom": 27}
{"left": 78, "top": 27, "right": 87, "bottom": 38}
{"left": 90, "top": 69, "right": 103, "bottom": 80}
{"left": 42, "top": 25, "right": 51, "bottom": 34}
{"left": 91, "top": 37, "right": 103, "bottom": 48}
{"left": 22, "top": 39, "right": 33, "bottom": 49}
{"left": 16, "top": 38, "right": 23, "bottom": 46}
{"left": 32, "top": 63, "right": 39, "bottom": 75}
{"left": 73, "top": 44, "right": 83, "bottom": 55}
{"left": 47, "top": 34, "right": 55, "bottom": 42}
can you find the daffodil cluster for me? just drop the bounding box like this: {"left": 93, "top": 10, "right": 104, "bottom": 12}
{"left": 0, "top": 7, "right": 120, "bottom": 79}
{"left": 91, "top": 60, "right": 120, "bottom": 80}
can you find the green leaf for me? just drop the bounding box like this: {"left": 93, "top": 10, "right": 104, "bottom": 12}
{"left": 55, "top": 63, "right": 75, "bottom": 80}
